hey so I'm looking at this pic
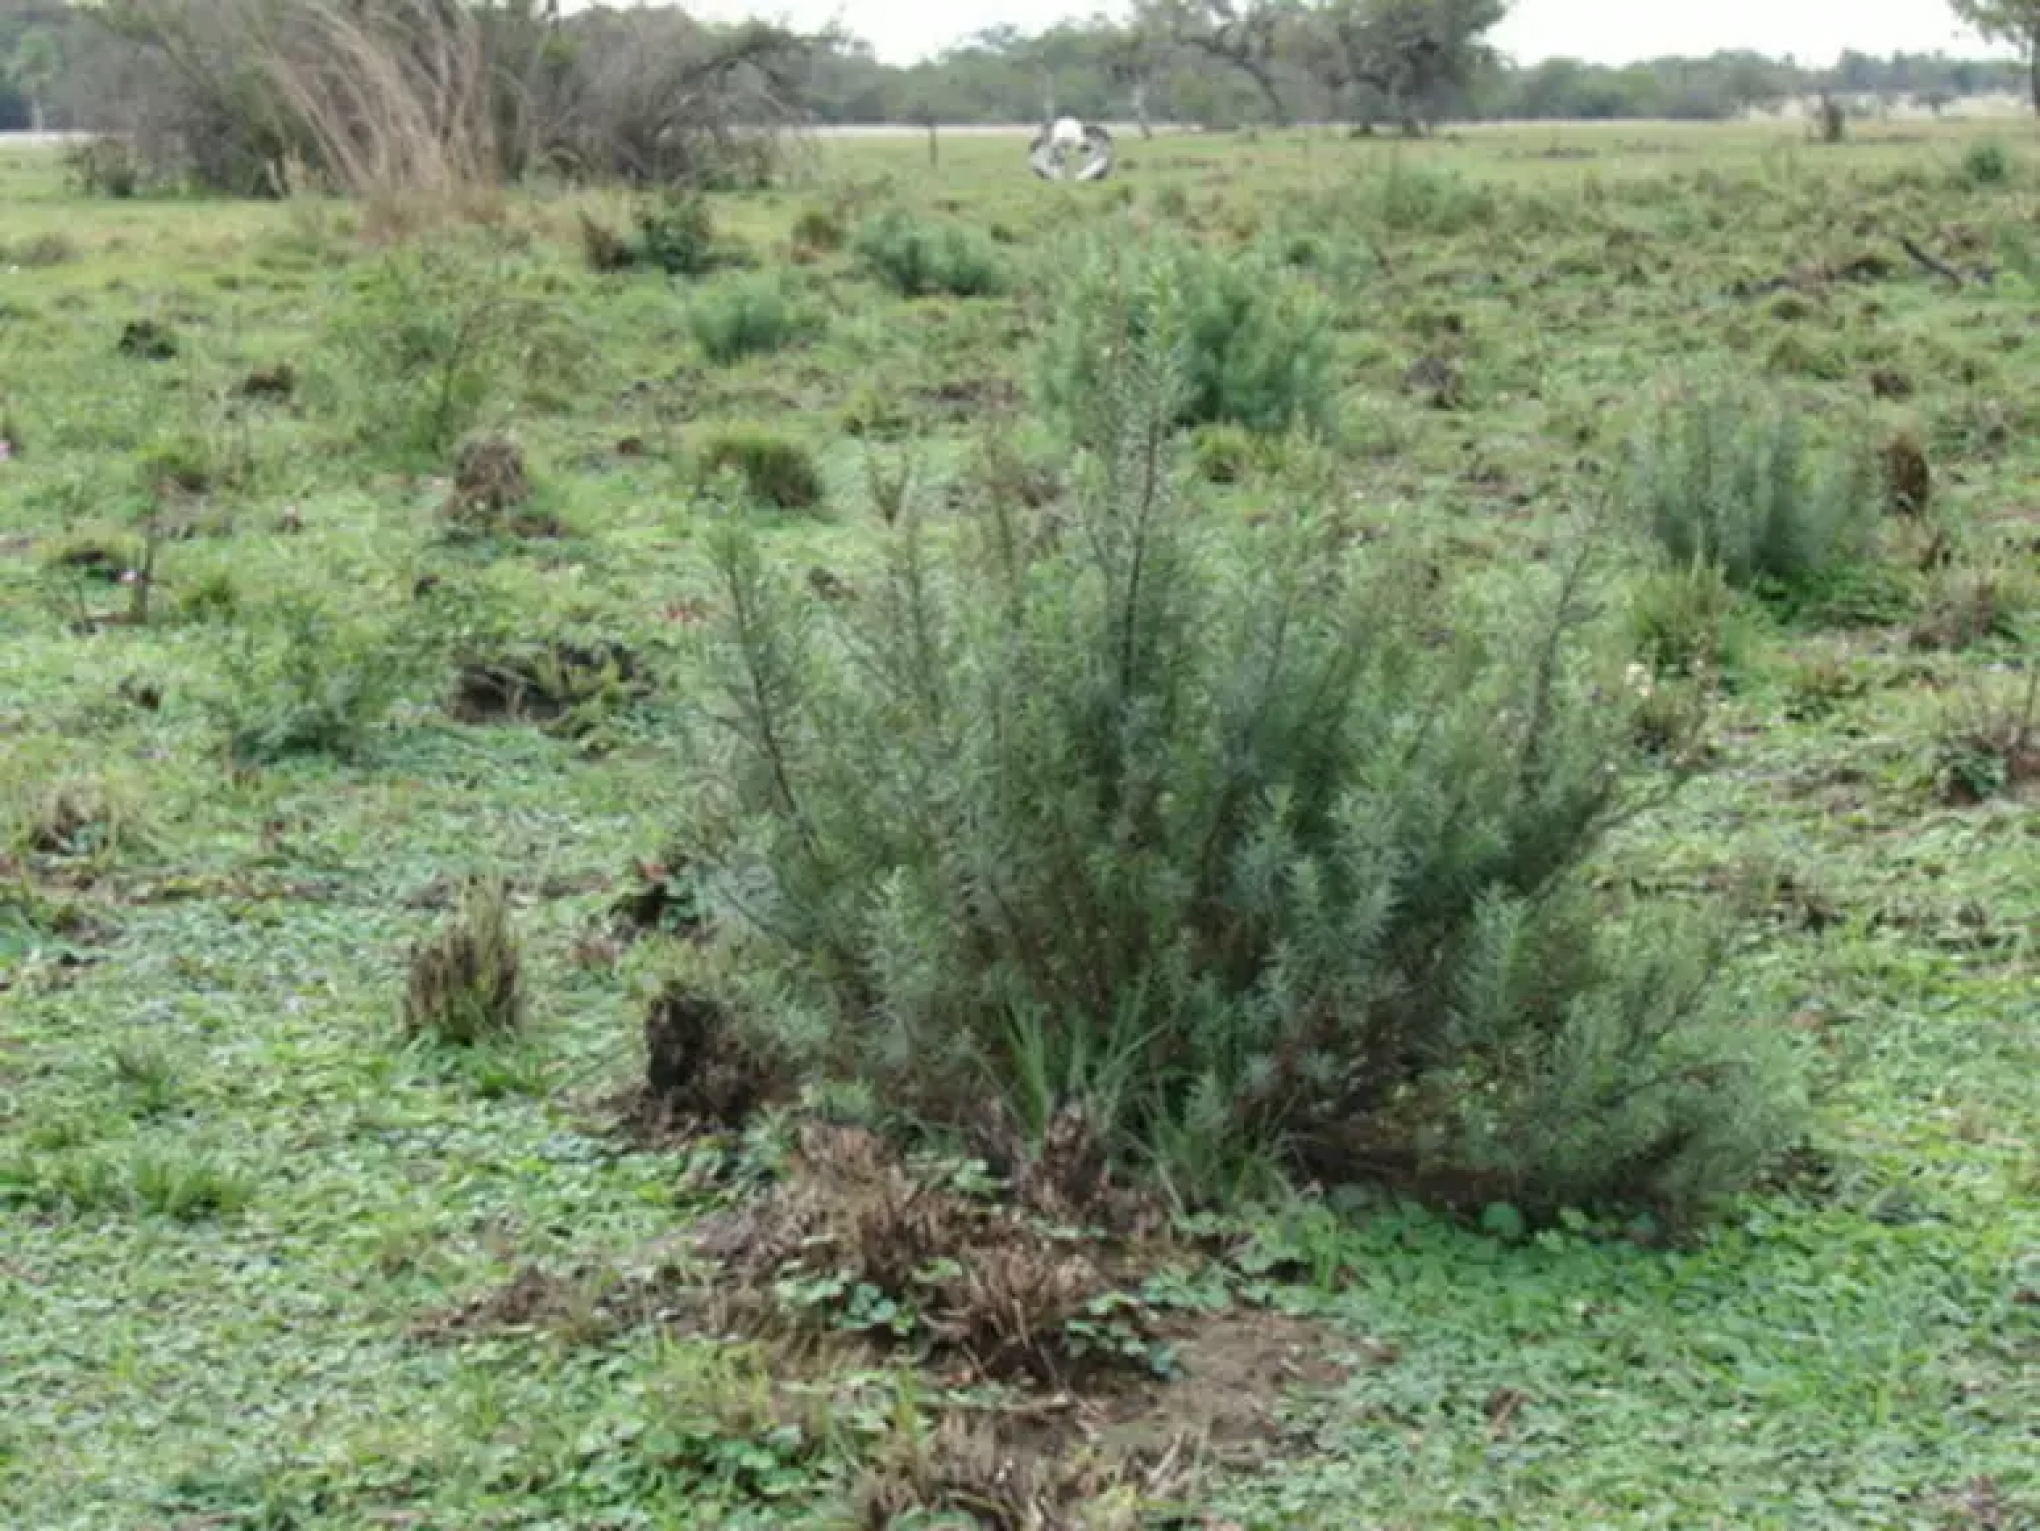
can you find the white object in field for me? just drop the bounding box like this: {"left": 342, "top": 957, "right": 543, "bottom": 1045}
{"left": 1029, "top": 118, "right": 1115, "bottom": 182}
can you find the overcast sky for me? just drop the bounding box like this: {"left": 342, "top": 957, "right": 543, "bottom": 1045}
{"left": 685, "top": 0, "right": 1997, "bottom": 70}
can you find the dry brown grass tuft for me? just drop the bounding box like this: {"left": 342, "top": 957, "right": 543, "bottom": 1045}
{"left": 402, "top": 877, "right": 526, "bottom": 1043}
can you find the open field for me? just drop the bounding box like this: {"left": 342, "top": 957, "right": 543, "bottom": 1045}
{"left": 2, "top": 120, "right": 2038, "bottom": 1529}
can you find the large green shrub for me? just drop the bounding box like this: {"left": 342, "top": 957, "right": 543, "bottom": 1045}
{"left": 1628, "top": 384, "right": 1880, "bottom": 594}
{"left": 852, "top": 210, "right": 1004, "bottom": 298}
{"left": 1037, "top": 236, "right": 1335, "bottom": 440}
{"left": 686, "top": 289, "right": 1800, "bottom": 1224}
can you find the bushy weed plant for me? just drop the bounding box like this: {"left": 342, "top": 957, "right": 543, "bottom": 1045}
{"left": 688, "top": 285, "right": 1800, "bottom": 1224}
{"left": 689, "top": 275, "right": 807, "bottom": 365}
{"left": 327, "top": 239, "right": 532, "bottom": 461}
{"left": 698, "top": 428, "right": 825, "bottom": 511}
{"left": 1037, "top": 235, "right": 1334, "bottom": 441}
{"left": 208, "top": 594, "right": 409, "bottom": 763}
{"left": 1628, "top": 384, "right": 1880, "bottom": 595}
{"left": 852, "top": 211, "right": 1004, "bottom": 298}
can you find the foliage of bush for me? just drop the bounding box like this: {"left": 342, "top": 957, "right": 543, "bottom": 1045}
{"left": 207, "top": 594, "right": 410, "bottom": 763}
{"left": 61, "top": 138, "right": 143, "bottom": 199}
{"left": 636, "top": 195, "right": 719, "bottom": 276}
{"left": 326, "top": 240, "right": 532, "bottom": 461}
{"left": 689, "top": 274, "right": 806, "bottom": 365}
{"left": 1037, "top": 235, "right": 1334, "bottom": 441}
{"left": 81, "top": 1, "right": 811, "bottom": 198}
{"left": 1627, "top": 559, "right": 1743, "bottom": 679}
{"left": 698, "top": 427, "right": 825, "bottom": 511}
{"left": 403, "top": 878, "right": 526, "bottom": 1044}
{"left": 790, "top": 205, "right": 846, "bottom": 255}
{"left": 1961, "top": 141, "right": 2012, "bottom": 187}
{"left": 1627, "top": 385, "right": 1881, "bottom": 595}
{"left": 852, "top": 210, "right": 1004, "bottom": 298}
{"left": 687, "top": 300, "right": 1801, "bottom": 1224}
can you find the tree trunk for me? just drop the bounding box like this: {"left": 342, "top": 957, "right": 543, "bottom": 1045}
{"left": 30, "top": 95, "right": 45, "bottom": 136}
{"left": 1132, "top": 79, "right": 1152, "bottom": 140}
{"left": 1240, "top": 60, "right": 1289, "bottom": 126}
{"left": 2029, "top": 38, "right": 2039, "bottom": 115}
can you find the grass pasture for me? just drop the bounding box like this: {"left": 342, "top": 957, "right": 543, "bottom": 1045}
{"left": 2, "top": 119, "right": 2039, "bottom": 1529}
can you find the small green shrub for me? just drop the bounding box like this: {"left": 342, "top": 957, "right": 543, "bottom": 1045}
{"left": 1628, "top": 385, "right": 1880, "bottom": 595}
{"left": 328, "top": 240, "right": 532, "bottom": 462}
{"left": 688, "top": 299, "right": 1801, "bottom": 1225}
{"left": 1813, "top": 95, "right": 1848, "bottom": 146}
{"left": 403, "top": 878, "right": 526, "bottom": 1045}
{"left": 791, "top": 205, "right": 846, "bottom": 255}
{"left": 62, "top": 137, "right": 142, "bottom": 199}
{"left": 208, "top": 595, "right": 409, "bottom": 764}
{"left": 852, "top": 210, "right": 1004, "bottom": 298}
{"left": 699, "top": 428, "right": 825, "bottom": 511}
{"left": 636, "top": 195, "right": 718, "bottom": 277}
{"left": 689, "top": 275, "right": 806, "bottom": 365}
{"left": 1326, "top": 163, "right": 1501, "bottom": 238}
{"left": 1961, "top": 141, "right": 2012, "bottom": 187}
{"left": 1037, "top": 235, "right": 1334, "bottom": 440}
{"left": 1627, "top": 559, "right": 1742, "bottom": 678}
{"left": 1190, "top": 423, "right": 1259, "bottom": 485}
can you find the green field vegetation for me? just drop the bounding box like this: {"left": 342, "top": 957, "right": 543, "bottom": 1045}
{"left": 2, "top": 120, "right": 2038, "bottom": 1529}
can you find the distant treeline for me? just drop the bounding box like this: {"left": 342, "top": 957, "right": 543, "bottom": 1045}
{"left": 806, "top": 36, "right": 2028, "bottom": 129}
{"left": 0, "top": 0, "right": 2027, "bottom": 136}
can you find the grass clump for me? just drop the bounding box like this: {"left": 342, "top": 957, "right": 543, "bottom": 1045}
{"left": 852, "top": 210, "right": 1004, "bottom": 298}
{"left": 687, "top": 305, "right": 1801, "bottom": 1224}
{"left": 790, "top": 205, "right": 846, "bottom": 258}
{"left": 12, "top": 777, "right": 134, "bottom": 864}
{"left": 403, "top": 879, "right": 526, "bottom": 1045}
{"left": 1628, "top": 384, "right": 1880, "bottom": 596}
{"left": 698, "top": 427, "right": 825, "bottom": 511}
{"left": 7, "top": 232, "right": 80, "bottom": 268}
{"left": 1934, "top": 668, "right": 2040, "bottom": 805}
{"left": 1038, "top": 235, "right": 1334, "bottom": 440}
{"left": 1627, "top": 559, "right": 1744, "bottom": 680}
{"left": 689, "top": 274, "right": 806, "bottom": 365}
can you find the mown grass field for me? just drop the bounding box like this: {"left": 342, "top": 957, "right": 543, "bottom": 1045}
{"left": 2, "top": 119, "right": 2038, "bottom": 1528}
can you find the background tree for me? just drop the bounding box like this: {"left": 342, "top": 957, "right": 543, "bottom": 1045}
{"left": 7, "top": 23, "right": 59, "bottom": 130}
{"left": 1143, "top": 0, "right": 1299, "bottom": 124}
{"left": 1301, "top": 0, "right": 1505, "bottom": 133}
{"left": 1950, "top": 0, "right": 2040, "bottom": 111}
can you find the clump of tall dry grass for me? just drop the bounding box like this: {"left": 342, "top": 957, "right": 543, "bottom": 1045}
{"left": 86, "top": 0, "right": 815, "bottom": 209}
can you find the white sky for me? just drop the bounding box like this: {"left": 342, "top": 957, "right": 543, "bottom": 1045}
{"left": 685, "top": 0, "right": 1997, "bottom": 69}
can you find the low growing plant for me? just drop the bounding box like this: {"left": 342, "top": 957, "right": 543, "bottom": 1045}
{"left": 1628, "top": 383, "right": 1880, "bottom": 596}
{"left": 1038, "top": 234, "right": 1335, "bottom": 441}
{"left": 689, "top": 274, "right": 807, "bottom": 365}
{"left": 403, "top": 878, "right": 526, "bottom": 1044}
{"left": 326, "top": 239, "right": 533, "bottom": 462}
{"left": 852, "top": 210, "right": 1003, "bottom": 298}
{"left": 698, "top": 428, "right": 825, "bottom": 512}
{"left": 208, "top": 594, "right": 410, "bottom": 763}
{"left": 686, "top": 290, "right": 1801, "bottom": 1225}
